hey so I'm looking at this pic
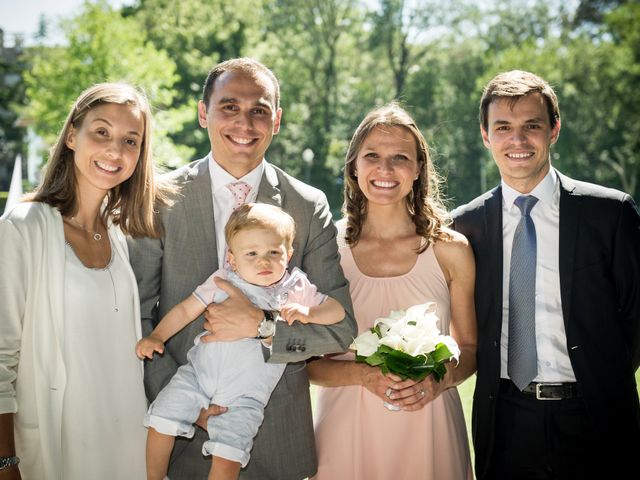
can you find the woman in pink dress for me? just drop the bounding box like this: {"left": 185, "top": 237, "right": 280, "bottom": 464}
{"left": 309, "top": 103, "right": 477, "bottom": 480}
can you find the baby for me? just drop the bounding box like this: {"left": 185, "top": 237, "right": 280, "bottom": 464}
{"left": 136, "top": 203, "right": 345, "bottom": 480}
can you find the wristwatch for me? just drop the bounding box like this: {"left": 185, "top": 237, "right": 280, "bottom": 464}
{"left": 0, "top": 456, "right": 19, "bottom": 470}
{"left": 256, "top": 310, "right": 277, "bottom": 339}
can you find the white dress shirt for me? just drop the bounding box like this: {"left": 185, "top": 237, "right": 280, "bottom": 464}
{"left": 208, "top": 154, "right": 264, "bottom": 266}
{"left": 500, "top": 169, "right": 576, "bottom": 382}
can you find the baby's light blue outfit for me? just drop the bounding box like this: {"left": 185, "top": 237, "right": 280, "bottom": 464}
{"left": 144, "top": 267, "right": 325, "bottom": 467}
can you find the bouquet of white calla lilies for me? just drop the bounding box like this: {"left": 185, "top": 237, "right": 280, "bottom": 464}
{"left": 350, "top": 302, "right": 460, "bottom": 382}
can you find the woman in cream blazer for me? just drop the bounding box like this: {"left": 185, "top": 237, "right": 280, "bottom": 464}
{"left": 0, "top": 83, "right": 172, "bottom": 479}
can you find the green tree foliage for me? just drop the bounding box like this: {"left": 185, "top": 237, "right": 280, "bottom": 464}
{"left": 125, "top": 0, "right": 262, "bottom": 158}
{"left": 0, "top": 35, "right": 28, "bottom": 190}
{"left": 11, "top": 0, "right": 639, "bottom": 208}
{"left": 405, "top": 38, "right": 489, "bottom": 206}
{"left": 23, "top": 0, "right": 186, "bottom": 165}
{"left": 476, "top": 0, "right": 639, "bottom": 200}
{"left": 573, "top": 0, "right": 629, "bottom": 27}
{"left": 256, "top": 0, "right": 368, "bottom": 209}
{"left": 369, "top": 0, "right": 478, "bottom": 99}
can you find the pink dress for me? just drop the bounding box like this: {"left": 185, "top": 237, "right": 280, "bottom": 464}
{"left": 313, "top": 245, "right": 473, "bottom": 480}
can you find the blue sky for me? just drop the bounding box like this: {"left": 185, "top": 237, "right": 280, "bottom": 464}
{"left": 0, "top": 0, "right": 129, "bottom": 44}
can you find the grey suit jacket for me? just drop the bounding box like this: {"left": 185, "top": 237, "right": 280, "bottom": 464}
{"left": 128, "top": 157, "right": 356, "bottom": 479}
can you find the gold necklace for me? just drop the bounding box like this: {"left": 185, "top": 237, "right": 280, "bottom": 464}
{"left": 63, "top": 216, "right": 119, "bottom": 312}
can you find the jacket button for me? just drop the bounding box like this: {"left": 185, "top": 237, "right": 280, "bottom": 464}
{"left": 493, "top": 340, "right": 498, "bottom": 348}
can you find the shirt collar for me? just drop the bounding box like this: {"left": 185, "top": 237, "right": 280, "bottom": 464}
{"left": 501, "top": 168, "right": 558, "bottom": 211}
{"left": 208, "top": 153, "right": 265, "bottom": 193}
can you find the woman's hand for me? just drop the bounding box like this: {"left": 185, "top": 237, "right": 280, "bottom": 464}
{"left": 0, "top": 464, "right": 21, "bottom": 480}
{"left": 360, "top": 364, "right": 402, "bottom": 401}
{"left": 386, "top": 375, "right": 449, "bottom": 411}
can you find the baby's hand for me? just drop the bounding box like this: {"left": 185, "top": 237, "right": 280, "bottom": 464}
{"left": 280, "top": 303, "right": 311, "bottom": 325}
{"left": 135, "top": 335, "right": 164, "bottom": 360}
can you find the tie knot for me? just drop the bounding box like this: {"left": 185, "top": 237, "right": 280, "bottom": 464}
{"left": 226, "top": 181, "right": 251, "bottom": 209}
{"left": 514, "top": 195, "right": 538, "bottom": 216}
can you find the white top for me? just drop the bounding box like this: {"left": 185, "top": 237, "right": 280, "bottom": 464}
{"left": 208, "top": 153, "right": 264, "bottom": 266}
{"left": 500, "top": 169, "right": 575, "bottom": 382}
{"left": 61, "top": 236, "right": 147, "bottom": 479}
{"left": 0, "top": 202, "right": 144, "bottom": 479}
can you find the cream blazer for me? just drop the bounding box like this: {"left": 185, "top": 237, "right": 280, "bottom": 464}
{"left": 0, "top": 202, "right": 143, "bottom": 480}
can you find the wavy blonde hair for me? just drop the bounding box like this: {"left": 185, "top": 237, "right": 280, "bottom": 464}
{"left": 28, "top": 82, "right": 172, "bottom": 238}
{"left": 343, "top": 102, "right": 450, "bottom": 251}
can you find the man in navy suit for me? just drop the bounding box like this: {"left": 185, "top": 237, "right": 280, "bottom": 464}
{"left": 452, "top": 70, "right": 640, "bottom": 479}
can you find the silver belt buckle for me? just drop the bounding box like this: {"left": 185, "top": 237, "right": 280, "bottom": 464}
{"left": 536, "top": 382, "right": 563, "bottom": 400}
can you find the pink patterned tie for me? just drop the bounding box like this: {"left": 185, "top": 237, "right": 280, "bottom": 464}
{"left": 224, "top": 181, "right": 251, "bottom": 268}
{"left": 227, "top": 181, "right": 252, "bottom": 210}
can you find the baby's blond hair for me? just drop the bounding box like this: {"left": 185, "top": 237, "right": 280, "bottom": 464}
{"left": 225, "top": 203, "right": 296, "bottom": 249}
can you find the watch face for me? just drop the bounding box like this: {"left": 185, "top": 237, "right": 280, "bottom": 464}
{"left": 258, "top": 311, "right": 277, "bottom": 338}
{"left": 259, "top": 319, "right": 276, "bottom": 337}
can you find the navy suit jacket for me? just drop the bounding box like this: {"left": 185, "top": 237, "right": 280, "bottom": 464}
{"left": 452, "top": 170, "right": 640, "bottom": 479}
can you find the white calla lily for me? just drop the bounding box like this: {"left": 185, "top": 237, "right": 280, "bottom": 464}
{"left": 350, "top": 330, "right": 380, "bottom": 357}
{"left": 350, "top": 302, "right": 459, "bottom": 383}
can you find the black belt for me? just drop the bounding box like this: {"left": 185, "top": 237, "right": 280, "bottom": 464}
{"left": 500, "top": 379, "right": 580, "bottom": 400}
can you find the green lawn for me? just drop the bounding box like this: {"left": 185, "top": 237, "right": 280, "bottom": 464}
{"left": 0, "top": 191, "right": 8, "bottom": 213}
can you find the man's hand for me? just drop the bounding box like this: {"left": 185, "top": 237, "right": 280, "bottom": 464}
{"left": 201, "top": 277, "right": 263, "bottom": 342}
{"left": 194, "top": 404, "right": 228, "bottom": 431}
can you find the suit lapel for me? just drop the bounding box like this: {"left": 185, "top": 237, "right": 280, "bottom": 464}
{"left": 256, "top": 163, "right": 283, "bottom": 207}
{"left": 184, "top": 159, "right": 218, "bottom": 270}
{"left": 484, "top": 187, "right": 504, "bottom": 330}
{"left": 557, "top": 172, "right": 579, "bottom": 325}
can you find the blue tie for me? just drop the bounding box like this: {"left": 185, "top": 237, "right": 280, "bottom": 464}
{"left": 508, "top": 195, "right": 539, "bottom": 391}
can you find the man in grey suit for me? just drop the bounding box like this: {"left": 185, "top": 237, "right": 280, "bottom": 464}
{"left": 129, "top": 58, "right": 356, "bottom": 479}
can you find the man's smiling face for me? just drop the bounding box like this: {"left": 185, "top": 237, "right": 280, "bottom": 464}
{"left": 481, "top": 92, "right": 560, "bottom": 193}
{"left": 198, "top": 69, "right": 282, "bottom": 178}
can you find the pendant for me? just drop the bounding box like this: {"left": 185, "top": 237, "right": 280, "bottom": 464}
{"left": 93, "top": 233, "right": 102, "bottom": 241}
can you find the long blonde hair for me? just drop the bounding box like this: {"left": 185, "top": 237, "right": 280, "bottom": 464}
{"left": 28, "top": 82, "right": 172, "bottom": 238}
{"left": 343, "top": 102, "right": 450, "bottom": 251}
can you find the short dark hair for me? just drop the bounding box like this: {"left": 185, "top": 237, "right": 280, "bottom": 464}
{"left": 479, "top": 70, "right": 560, "bottom": 131}
{"left": 202, "top": 57, "right": 280, "bottom": 110}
